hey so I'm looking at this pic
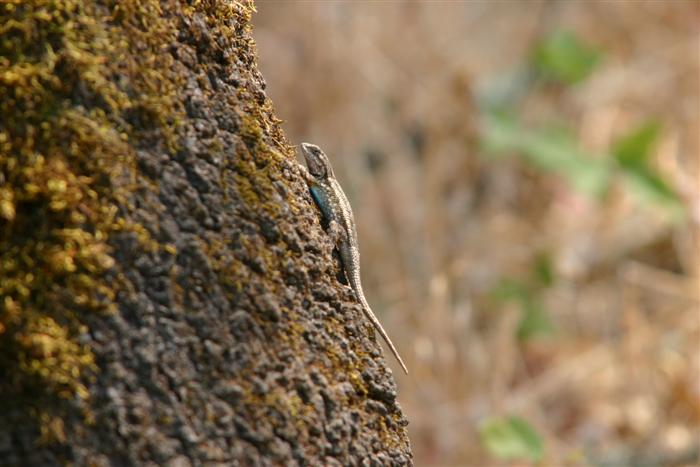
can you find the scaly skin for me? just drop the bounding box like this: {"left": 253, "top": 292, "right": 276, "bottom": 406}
{"left": 300, "top": 143, "right": 408, "bottom": 375}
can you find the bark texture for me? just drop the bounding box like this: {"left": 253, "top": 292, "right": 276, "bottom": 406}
{"left": 0, "top": 1, "right": 411, "bottom": 465}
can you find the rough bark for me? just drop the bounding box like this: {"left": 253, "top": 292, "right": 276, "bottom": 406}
{"left": 0, "top": 1, "right": 411, "bottom": 465}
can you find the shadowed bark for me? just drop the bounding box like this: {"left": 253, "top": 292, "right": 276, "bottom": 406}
{"left": 0, "top": 1, "right": 411, "bottom": 465}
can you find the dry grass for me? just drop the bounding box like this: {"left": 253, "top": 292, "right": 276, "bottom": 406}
{"left": 253, "top": 2, "right": 699, "bottom": 465}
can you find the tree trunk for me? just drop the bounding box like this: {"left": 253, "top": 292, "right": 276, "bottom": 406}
{"left": 0, "top": 1, "right": 412, "bottom": 465}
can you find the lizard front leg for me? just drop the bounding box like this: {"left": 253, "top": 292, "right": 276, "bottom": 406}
{"left": 298, "top": 163, "right": 315, "bottom": 185}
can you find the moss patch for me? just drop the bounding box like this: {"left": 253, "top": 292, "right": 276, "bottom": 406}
{"left": 0, "top": 0, "right": 185, "bottom": 417}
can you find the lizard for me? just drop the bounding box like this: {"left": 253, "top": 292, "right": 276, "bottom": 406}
{"left": 299, "top": 142, "right": 409, "bottom": 375}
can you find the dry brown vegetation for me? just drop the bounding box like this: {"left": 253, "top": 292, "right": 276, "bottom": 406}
{"left": 254, "top": 2, "right": 699, "bottom": 465}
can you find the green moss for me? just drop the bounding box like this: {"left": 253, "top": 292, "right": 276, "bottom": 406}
{"left": 0, "top": 0, "right": 184, "bottom": 429}
{"left": 240, "top": 113, "right": 265, "bottom": 149}
{"left": 232, "top": 115, "right": 286, "bottom": 219}
{"left": 2, "top": 0, "right": 120, "bottom": 408}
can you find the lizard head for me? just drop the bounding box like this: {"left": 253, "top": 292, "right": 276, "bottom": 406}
{"left": 300, "top": 142, "right": 334, "bottom": 179}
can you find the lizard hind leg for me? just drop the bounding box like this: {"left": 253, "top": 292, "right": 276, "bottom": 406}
{"left": 328, "top": 219, "right": 347, "bottom": 245}
{"left": 327, "top": 219, "right": 351, "bottom": 285}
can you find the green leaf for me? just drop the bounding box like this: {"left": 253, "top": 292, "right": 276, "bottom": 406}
{"left": 479, "top": 111, "right": 520, "bottom": 155}
{"left": 480, "top": 113, "right": 684, "bottom": 215}
{"left": 623, "top": 167, "right": 684, "bottom": 216}
{"left": 612, "top": 121, "right": 660, "bottom": 168}
{"left": 533, "top": 252, "right": 555, "bottom": 288}
{"left": 533, "top": 30, "right": 601, "bottom": 84}
{"left": 481, "top": 113, "right": 612, "bottom": 198}
{"left": 612, "top": 122, "right": 684, "bottom": 216}
{"left": 517, "top": 298, "right": 553, "bottom": 341}
{"left": 480, "top": 416, "right": 544, "bottom": 462}
{"left": 491, "top": 278, "right": 528, "bottom": 301}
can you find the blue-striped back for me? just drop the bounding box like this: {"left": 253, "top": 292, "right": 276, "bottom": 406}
{"left": 310, "top": 184, "right": 334, "bottom": 221}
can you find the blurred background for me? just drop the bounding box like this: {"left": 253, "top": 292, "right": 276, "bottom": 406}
{"left": 253, "top": 2, "right": 699, "bottom": 466}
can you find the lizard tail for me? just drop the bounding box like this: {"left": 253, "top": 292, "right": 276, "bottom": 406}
{"left": 353, "top": 283, "right": 409, "bottom": 375}
{"left": 363, "top": 303, "right": 409, "bottom": 375}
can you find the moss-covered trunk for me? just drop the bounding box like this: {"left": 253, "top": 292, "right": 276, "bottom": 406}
{"left": 0, "top": 1, "right": 411, "bottom": 465}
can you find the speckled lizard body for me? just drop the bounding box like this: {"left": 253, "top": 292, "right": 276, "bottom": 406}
{"left": 300, "top": 142, "right": 408, "bottom": 375}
